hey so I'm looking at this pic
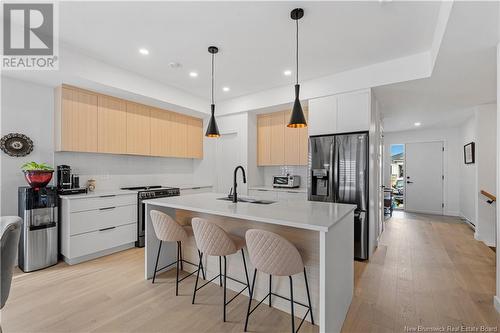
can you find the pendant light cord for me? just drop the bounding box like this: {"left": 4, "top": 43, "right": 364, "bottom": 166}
{"left": 296, "top": 17, "right": 299, "bottom": 85}
{"left": 211, "top": 52, "right": 215, "bottom": 105}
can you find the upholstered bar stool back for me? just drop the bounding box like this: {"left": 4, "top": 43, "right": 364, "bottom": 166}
{"left": 191, "top": 217, "right": 244, "bottom": 256}
{"left": 245, "top": 229, "right": 303, "bottom": 277}
{"left": 150, "top": 209, "right": 190, "bottom": 242}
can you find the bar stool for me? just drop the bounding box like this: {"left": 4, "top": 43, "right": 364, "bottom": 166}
{"left": 150, "top": 210, "right": 206, "bottom": 296}
{"left": 191, "top": 217, "right": 251, "bottom": 322}
{"left": 244, "top": 229, "right": 314, "bottom": 333}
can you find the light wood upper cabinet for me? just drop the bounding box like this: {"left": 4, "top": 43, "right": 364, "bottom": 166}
{"left": 270, "top": 111, "right": 285, "bottom": 165}
{"left": 257, "top": 114, "right": 272, "bottom": 165}
{"left": 150, "top": 107, "right": 173, "bottom": 157}
{"left": 126, "top": 102, "right": 151, "bottom": 156}
{"left": 171, "top": 113, "right": 188, "bottom": 158}
{"left": 55, "top": 86, "right": 98, "bottom": 152}
{"left": 257, "top": 109, "right": 308, "bottom": 166}
{"left": 54, "top": 85, "right": 203, "bottom": 159}
{"left": 97, "top": 95, "right": 127, "bottom": 154}
{"left": 187, "top": 116, "right": 203, "bottom": 159}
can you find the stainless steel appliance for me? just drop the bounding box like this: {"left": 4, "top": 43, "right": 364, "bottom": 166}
{"left": 18, "top": 186, "right": 58, "bottom": 272}
{"left": 121, "top": 186, "right": 180, "bottom": 247}
{"left": 308, "top": 132, "right": 369, "bottom": 259}
{"left": 272, "top": 175, "right": 301, "bottom": 188}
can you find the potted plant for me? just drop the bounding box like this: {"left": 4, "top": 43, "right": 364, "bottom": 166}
{"left": 21, "top": 162, "right": 54, "bottom": 189}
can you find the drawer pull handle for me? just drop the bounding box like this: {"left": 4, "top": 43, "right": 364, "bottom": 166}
{"left": 99, "top": 226, "right": 116, "bottom": 232}
{"left": 257, "top": 189, "right": 268, "bottom": 192}
{"left": 100, "top": 195, "right": 116, "bottom": 198}
{"left": 99, "top": 206, "right": 116, "bottom": 211}
{"left": 191, "top": 187, "right": 201, "bottom": 190}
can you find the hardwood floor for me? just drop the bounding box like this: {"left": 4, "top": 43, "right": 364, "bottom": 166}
{"left": 343, "top": 211, "right": 500, "bottom": 332}
{"left": 2, "top": 212, "right": 499, "bottom": 332}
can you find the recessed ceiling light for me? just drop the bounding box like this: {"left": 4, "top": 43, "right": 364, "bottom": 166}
{"left": 284, "top": 70, "right": 292, "bottom": 76}
{"left": 189, "top": 71, "right": 198, "bottom": 78}
{"left": 414, "top": 122, "right": 421, "bottom": 127}
{"left": 222, "top": 87, "right": 230, "bottom": 92}
{"left": 139, "top": 48, "right": 149, "bottom": 55}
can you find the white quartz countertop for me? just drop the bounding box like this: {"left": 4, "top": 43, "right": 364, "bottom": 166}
{"left": 144, "top": 192, "right": 355, "bottom": 232}
{"left": 248, "top": 185, "right": 307, "bottom": 193}
{"left": 59, "top": 189, "right": 137, "bottom": 199}
{"left": 175, "top": 184, "right": 213, "bottom": 190}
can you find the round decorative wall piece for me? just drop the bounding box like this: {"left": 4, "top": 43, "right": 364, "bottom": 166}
{"left": 0, "top": 133, "right": 34, "bottom": 157}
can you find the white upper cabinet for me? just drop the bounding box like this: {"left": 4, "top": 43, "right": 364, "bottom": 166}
{"left": 336, "top": 90, "right": 370, "bottom": 133}
{"left": 308, "top": 89, "right": 371, "bottom": 136}
{"left": 308, "top": 95, "right": 338, "bottom": 136}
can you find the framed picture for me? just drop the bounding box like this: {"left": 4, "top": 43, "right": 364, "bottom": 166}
{"left": 464, "top": 142, "right": 475, "bottom": 164}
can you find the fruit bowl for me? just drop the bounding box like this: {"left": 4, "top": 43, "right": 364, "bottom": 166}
{"left": 23, "top": 170, "right": 53, "bottom": 189}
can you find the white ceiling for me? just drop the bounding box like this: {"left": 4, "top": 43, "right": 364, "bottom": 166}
{"left": 374, "top": 1, "right": 498, "bottom": 132}
{"left": 59, "top": 1, "right": 441, "bottom": 101}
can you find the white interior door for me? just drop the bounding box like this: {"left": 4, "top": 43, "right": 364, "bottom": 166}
{"left": 215, "top": 133, "right": 240, "bottom": 194}
{"left": 405, "top": 141, "right": 444, "bottom": 215}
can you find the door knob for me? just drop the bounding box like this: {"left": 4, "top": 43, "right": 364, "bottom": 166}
{"left": 406, "top": 181, "right": 413, "bottom": 184}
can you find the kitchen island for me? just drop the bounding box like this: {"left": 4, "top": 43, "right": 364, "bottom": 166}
{"left": 144, "top": 193, "right": 355, "bottom": 333}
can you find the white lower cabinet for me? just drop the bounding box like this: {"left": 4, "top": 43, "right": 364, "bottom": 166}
{"left": 60, "top": 193, "right": 137, "bottom": 265}
{"left": 249, "top": 189, "right": 307, "bottom": 201}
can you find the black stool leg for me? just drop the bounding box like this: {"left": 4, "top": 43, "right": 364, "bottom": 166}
{"left": 198, "top": 249, "right": 206, "bottom": 280}
{"left": 175, "top": 242, "right": 181, "bottom": 296}
{"left": 244, "top": 268, "right": 257, "bottom": 332}
{"left": 223, "top": 256, "right": 227, "bottom": 322}
{"left": 289, "top": 276, "right": 295, "bottom": 333}
{"left": 304, "top": 267, "right": 314, "bottom": 325}
{"left": 219, "top": 256, "right": 223, "bottom": 286}
{"left": 152, "top": 240, "right": 162, "bottom": 284}
{"left": 192, "top": 251, "right": 203, "bottom": 304}
{"left": 179, "top": 241, "right": 184, "bottom": 271}
{"left": 241, "top": 249, "right": 251, "bottom": 296}
{"left": 269, "top": 275, "right": 272, "bottom": 307}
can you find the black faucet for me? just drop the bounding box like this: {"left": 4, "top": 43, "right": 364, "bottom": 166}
{"left": 232, "top": 165, "right": 247, "bottom": 203}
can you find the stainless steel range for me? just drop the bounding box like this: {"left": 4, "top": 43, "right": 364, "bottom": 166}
{"left": 121, "top": 186, "right": 180, "bottom": 247}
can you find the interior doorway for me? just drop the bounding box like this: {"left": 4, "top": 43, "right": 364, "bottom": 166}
{"left": 390, "top": 144, "right": 405, "bottom": 210}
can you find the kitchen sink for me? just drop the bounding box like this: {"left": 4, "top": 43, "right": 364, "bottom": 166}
{"left": 217, "top": 197, "right": 276, "bottom": 205}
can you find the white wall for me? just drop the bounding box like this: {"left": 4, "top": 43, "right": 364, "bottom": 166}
{"left": 383, "top": 127, "right": 462, "bottom": 216}
{"left": 475, "top": 104, "right": 497, "bottom": 246}
{"left": 1, "top": 77, "right": 55, "bottom": 216}
{"left": 459, "top": 115, "right": 478, "bottom": 223}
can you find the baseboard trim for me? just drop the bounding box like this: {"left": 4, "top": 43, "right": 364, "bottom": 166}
{"left": 494, "top": 296, "right": 500, "bottom": 313}
{"left": 62, "top": 242, "right": 135, "bottom": 265}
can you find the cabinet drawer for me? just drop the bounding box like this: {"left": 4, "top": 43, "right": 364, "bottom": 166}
{"left": 70, "top": 194, "right": 136, "bottom": 212}
{"left": 70, "top": 204, "right": 136, "bottom": 236}
{"left": 70, "top": 223, "right": 136, "bottom": 258}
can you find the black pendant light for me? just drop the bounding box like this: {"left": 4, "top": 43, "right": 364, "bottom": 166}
{"left": 205, "top": 46, "right": 220, "bottom": 138}
{"left": 287, "top": 8, "right": 307, "bottom": 128}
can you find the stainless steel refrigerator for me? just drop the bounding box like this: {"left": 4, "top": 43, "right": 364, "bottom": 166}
{"left": 308, "top": 132, "right": 369, "bottom": 260}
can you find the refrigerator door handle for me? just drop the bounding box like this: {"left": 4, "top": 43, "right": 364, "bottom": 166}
{"left": 330, "top": 140, "right": 337, "bottom": 202}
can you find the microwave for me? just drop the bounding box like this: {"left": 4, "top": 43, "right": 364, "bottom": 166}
{"left": 273, "top": 175, "right": 301, "bottom": 188}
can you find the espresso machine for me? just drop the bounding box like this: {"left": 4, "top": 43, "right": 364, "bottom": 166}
{"left": 18, "top": 186, "right": 58, "bottom": 272}
{"left": 57, "top": 165, "right": 87, "bottom": 195}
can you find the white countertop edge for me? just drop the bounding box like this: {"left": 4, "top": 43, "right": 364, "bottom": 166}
{"left": 143, "top": 199, "right": 355, "bottom": 233}
{"left": 59, "top": 189, "right": 137, "bottom": 199}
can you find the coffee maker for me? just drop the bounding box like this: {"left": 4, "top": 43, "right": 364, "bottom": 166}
{"left": 56, "top": 165, "right": 87, "bottom": 195}
{"left": 57, "top": 165, "right": 71, "bottom": 189}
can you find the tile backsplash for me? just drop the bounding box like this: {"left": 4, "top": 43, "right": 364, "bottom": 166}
{"left": 262, "top": 166, "right": 308, "bottom": 188}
